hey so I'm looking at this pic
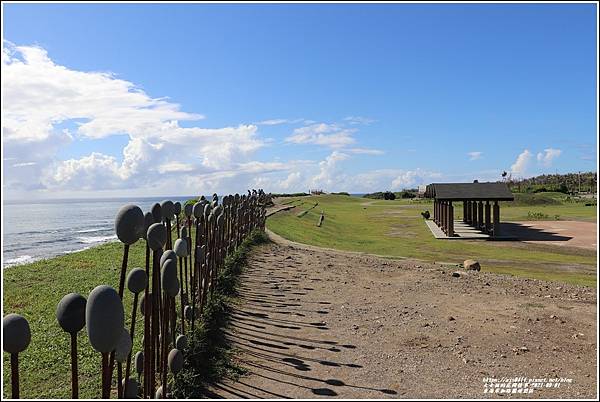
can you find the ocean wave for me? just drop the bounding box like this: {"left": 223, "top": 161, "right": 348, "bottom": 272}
{"left": 4, "top": 255, "right": 36, "bottom": 267}
{"left": 77, "top": 235, "right": 118, "bottom": 244}
{"left": 76, "top": 227, "right": 109, "bottom": 234}
{"left": 62, "top": 246, "right": 92, "bottom": 254}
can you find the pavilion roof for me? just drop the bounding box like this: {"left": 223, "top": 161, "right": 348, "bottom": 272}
{"left": 424, "top": 182, "right": 514, "bottom": 201}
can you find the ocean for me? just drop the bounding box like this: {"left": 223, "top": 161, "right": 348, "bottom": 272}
{"left": 2, "top": 196, "right": 196, "bottom": 268}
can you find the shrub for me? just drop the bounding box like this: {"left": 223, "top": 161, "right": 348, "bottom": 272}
{"left": 527, "top": 211, "right": 549, "bottom": 220}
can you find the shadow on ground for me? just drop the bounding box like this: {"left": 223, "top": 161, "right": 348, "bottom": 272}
{"left": 203, "top": 248, "right": 398, "bottom": 399}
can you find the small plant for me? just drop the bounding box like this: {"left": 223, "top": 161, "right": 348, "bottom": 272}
{"left": 527, "top": 211, "right": 549, "bottom": 220}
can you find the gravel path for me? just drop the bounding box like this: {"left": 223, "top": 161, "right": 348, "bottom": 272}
{"left": 208, "top": 233, "right": 597, "bottom": 399}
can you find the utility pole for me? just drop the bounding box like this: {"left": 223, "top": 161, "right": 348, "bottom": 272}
{"left": 578, "top": 171, "right": 581, "bottom": 194}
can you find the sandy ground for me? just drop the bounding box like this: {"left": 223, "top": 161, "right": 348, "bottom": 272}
{"left": 207, "top": 231, "right": 597, "bottom": 399}
{"left": 504, "top": 221, "right": 597, "bottom": 250}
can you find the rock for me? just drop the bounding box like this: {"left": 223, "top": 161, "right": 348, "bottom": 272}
{"left": 464, "top": 259, "right": 481, "bottom": 271}
{"left": 452, "top": 272, "right": 461, "bottom": 278}
{"left": 448, "top": 316, "right": 455, "bottom": 321}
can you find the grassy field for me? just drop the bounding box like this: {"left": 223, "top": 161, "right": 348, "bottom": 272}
{"left": 267, "top": 195, "right": 597, "bottom": 287}
{"left": 3, "top": 240, "right": 148, "bottom": 399}
{"left": 3, "top": 225, "right": 266, "bottom": 399}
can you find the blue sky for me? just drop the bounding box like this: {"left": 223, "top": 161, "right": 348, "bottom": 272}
{"left": 2, "top": 3, "right": 597, "bottom": 198}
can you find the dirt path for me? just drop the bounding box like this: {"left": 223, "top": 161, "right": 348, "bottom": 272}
{"left": 208, "top": 234, "right": 597, "bottom": 399}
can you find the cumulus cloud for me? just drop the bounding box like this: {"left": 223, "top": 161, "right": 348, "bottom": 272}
{"left": 3, "top": 42, "right": 202, "bottom": 143}
{"left": 536, "top": 148, "right": 562, "bottom": 167}
{"left": 2, "top": 42, "right": 270, "bottom": 196}
{"left": 467, "top": 151, "right": 483, "bottom": 161}
{"left": 309, "top": 151, "right": 350, "bottom": 189}
{"left": 510, "top": 149, "right": 533, "bottom": 176}
{"left": 285, "top": 123, "right": 356, "bottom": 148}
{"left": 1, "top": 41, "right": 445, "bottom": 198}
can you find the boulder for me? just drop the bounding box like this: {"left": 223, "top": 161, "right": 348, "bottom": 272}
{"left": 464, "top": 259, "right": 481, "bottom": 271}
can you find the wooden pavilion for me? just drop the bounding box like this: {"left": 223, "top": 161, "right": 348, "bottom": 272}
{"left": 424, "top": 182, "right": 514, "bottom": 238}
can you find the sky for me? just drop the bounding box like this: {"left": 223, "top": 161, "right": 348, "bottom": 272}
{"left": 2, "top": 3, "right": 597, "bottom": 199}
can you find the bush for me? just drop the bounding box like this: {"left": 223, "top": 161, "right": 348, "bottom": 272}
{"left": 509, "top": 193, "right": 562, "bottom": 206}
{"left": 270, "top": 192, "right": 310, "bottom": 198}
{"left": 527, "top": 211, "right": 549, "bottom": 220}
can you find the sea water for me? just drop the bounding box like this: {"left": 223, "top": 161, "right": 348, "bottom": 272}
{"left": 2, "top": 196, "right": 198, "bottom": 268}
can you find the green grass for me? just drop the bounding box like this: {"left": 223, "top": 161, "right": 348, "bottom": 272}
{"left": 2, "top": 225, "right": 266, "bottom": 399}
{"left": 3, "top": 241, "right": 147, "bottom": 399}
{"left": 267, "top": 195, "right": 597, "bottom": 287}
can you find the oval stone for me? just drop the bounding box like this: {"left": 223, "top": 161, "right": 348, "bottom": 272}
{"left": 86, "top": 285, "right": 124, "bottom": 353}
{"left": 134, "top": 351, "right": 144, "bottom": 374}
{"left": 126, "top": 268, "right": 147, "bottom": 294}
{"left": 56, "top": 293, "right": 86, "bottom": 334}
{"left": 3, "top": 314, "right": 31, "bottom": 354}
{"left": 115, "top": 328, "right": 132, "bottom": 363}
{"left": 174, "top": 238, "right": 188, "bottom": 258}
{"left": 151, "top": 203, "right": 162, "bottom": 223}
{"left": 175, "top": 334, "right": 188, "bottom": 350}
{"left": 115, "top": 205, "right": 144, "bottom": 245}
{"left": 168, "top": 348, "right": 184, "bottom": 374}
{"left": 147, "top": 223, "right": 167, "bottom": 251}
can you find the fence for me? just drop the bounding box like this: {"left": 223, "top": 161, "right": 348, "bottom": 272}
{"left": 3, "top": 189, "right": 268, "bottom": 399}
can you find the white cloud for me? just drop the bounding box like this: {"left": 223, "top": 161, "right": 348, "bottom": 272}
{"left": 510, "top": 149, "right": 533, "bottom": 176}
{"left": 157, "top": 161, "right": 195, "bottom": 174}
{"left": 2, "top": 42, "right": 202, "bottom": 143}
{"left": 343, "top": 116, "right": 376, "bottom": 125}
{"left": 1, "top": 42, "right": 455, "bottom": 199}
{"left": 44, "top": 152, "right": 124, "bottom": 190}
{"left": 254, "top": 118, "right": 303, "bottom": 126}
{"left": 2, "top": 42, "right": 270, "bottom": 196}
{"left": 347, "top": 147, "right": 385, "bottom": 155}
{"left": 11, "top": 162, "right": 37, "bottom": 167}
{"left": 536, "top": 148, "right": 562, "bottom": 167}
{"left": 285, "top": 123, "right": 356, "bottom": 148}
{"left": 255, "top": 119, "right": 289, "bottom": 126}
{"left": 278, "top": 172, "right": 303, "bottom": 190}
{"left": 467, "top": 151, "right": 483, "bottom": 161}
{"left": 309, "top": 151, "right": 350, "bottom": 189}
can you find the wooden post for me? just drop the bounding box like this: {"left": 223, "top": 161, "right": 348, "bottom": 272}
{"left": 444, "top": 201, "right": 449, "bottom": 234}
{"left": 11, "top": 353, "right": 19, "bottom": 399}
{"left": 478, "top": 201, "right": 484, "bottom": 230}
{"left": 485, "top": 201, "right": 491, "bottom": 233}
{"left": 101, "top": 352, "right": 109, "bottom": 399}
{"left": 448, "top": 201, "right": 454, "bottom": 237}
{"left": 465, "top": 201, "right": 470, "bottom": 223}
{"left": 441, "top": 201, "right": 445, "bottom": 233}
{"left": 70, "top": 333, "right": 78, "bottom": 398}
{"left": 462, "top": 201, "right": 467, "bottom": 223}
{"left": 472, "top": 201, "right": 478, "bottom": 228}
{"left": 445, "top": 201, "right": 449, "bottom": 234}
{"left": 493, "top": 201, "right": 500, "bottom": 237}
